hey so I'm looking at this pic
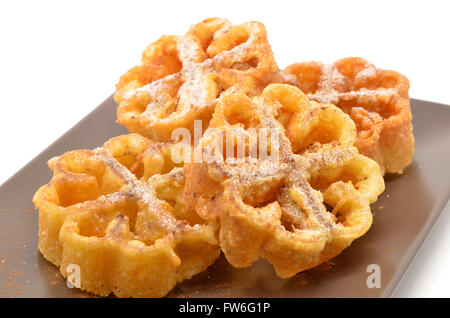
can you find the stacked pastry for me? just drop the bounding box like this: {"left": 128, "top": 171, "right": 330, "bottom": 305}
{"left": 33, "top": 18, "right": 414, "bottom": 297}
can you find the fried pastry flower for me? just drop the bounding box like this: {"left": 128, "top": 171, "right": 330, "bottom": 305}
{"left": 184, "top": 84, "right": 384, "bottom": 278}
{"left": 33, "top": 134, "right": 219, "bottom": 297}
{"left": 282, "top": 57, "right": 414, "bottom": 174}
{"left": 115, "top": 18, "right": 282, "bottom": 141}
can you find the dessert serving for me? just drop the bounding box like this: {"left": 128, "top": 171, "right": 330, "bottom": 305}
{"left": 33, "top": 18, "right": 414, "bottom": 297}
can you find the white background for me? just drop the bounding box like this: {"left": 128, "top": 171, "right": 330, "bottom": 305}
{"left": 1, "top": 0, "right": 449, "bottom": 297}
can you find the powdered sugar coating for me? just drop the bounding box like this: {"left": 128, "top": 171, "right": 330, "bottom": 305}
{"left": 116, "top": 18, "right": 282, "bottom": 141}
{"left": 282, "top": 57, "right": 414, "bottom": 174}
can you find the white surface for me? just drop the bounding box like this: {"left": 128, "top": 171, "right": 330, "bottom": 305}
{"left": 1, "top": 0, "right": 449, "bottom": 297}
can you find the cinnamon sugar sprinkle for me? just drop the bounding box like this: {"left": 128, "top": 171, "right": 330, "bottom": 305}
{"left": 122, "top": 20, "right": 268, "bottom": 122}
{"left": 306, "top": 62, "right": 398, "bottom": 105}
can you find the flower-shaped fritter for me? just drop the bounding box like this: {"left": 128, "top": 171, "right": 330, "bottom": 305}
{"left": 184, "top": 84, "right": 384, "bottom": 278}
{"left": 115, "top": 18, "right": 282, "bottom": 141}
{"left": 282, "top": 57, "right": 414, "bottom": 174}
{"left": 33, "top": 134, "right": 219, "bottom": 297}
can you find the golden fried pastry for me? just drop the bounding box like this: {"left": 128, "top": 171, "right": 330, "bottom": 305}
{"left": 33, "top": 134, "right": 219, "bottom": 297}
{"left": 184, "top": 84, "right": 384, "bottom": 278}
{"left": 115, "top": 18, "right": 282, "bottom": 141}
{"left": 282, "top": 57, "right": 414, "bottom": 174}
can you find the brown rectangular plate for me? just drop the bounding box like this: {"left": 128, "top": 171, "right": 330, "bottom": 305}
{"left": 1, "top": 98, "right": 449, "bottom": 298}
